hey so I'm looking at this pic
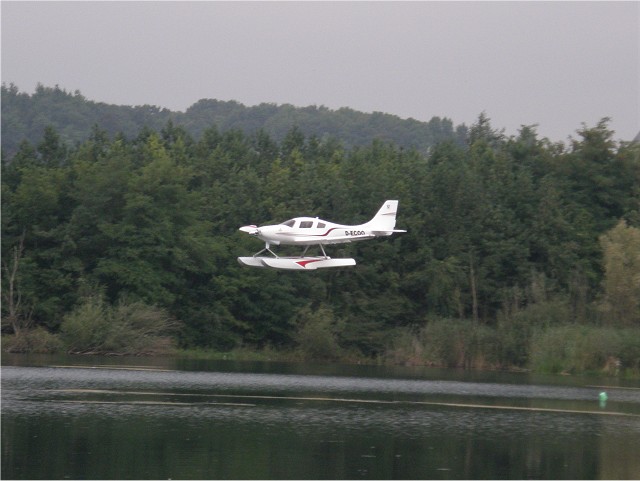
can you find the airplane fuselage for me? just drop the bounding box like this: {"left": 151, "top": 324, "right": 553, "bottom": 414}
{"left": 243, "top": 217, "right": 382, "bottom": 246}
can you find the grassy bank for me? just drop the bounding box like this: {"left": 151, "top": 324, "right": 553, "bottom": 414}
{"left": 3, "top": 296, "right": 639, "bottom": 377}
{"left": 383, "top": 320, "right": 640, "bottom": 378}
{"left": 176, "top": 346, "right": 297, "bottom": 363}
{"left": 4, "top": 321, "right": 640, "bottom": 379}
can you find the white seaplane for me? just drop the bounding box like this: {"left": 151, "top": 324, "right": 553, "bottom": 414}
{"left": 238, "top": 200, "right": 406, "bottom": 270}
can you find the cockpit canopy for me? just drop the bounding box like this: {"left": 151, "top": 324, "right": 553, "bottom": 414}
{"left": 280, "top": 218, "right": 327, "bottom": 229}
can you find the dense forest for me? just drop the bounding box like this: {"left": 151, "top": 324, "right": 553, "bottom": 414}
{"left": 1, "top": 83, "right": 467, "bottom": 158}
{"left": 2, "top": 84, "right": 640, "bottom": 376}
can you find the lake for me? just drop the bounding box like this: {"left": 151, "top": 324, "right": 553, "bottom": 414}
{"left": 2, "top": 354, "right": 640, "bottom": 479}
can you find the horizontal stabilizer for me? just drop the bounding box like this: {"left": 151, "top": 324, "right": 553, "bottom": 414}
{"left": 372, "top": 229, "right": 407, "bottom": 236}
{"left": 238, "top": 257, "right": 356, "bottom": 270}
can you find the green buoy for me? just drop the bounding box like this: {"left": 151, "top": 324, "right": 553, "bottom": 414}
{"left": 599, "top": 391, "right": 608, "bottom": 408}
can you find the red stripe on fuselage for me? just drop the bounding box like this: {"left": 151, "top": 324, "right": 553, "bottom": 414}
{"left": 279, "top": 227, "right": 342, "bottom": 238}
{"left": 315, "top": 227, "right": 342, "bottom": 237}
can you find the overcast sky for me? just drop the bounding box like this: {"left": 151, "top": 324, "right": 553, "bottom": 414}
{"left": 2, "top": 1, "right": 638, "bottom": 142}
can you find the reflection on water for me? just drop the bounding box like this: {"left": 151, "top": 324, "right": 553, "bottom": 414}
{"left": 2, "top": 355, "right": 640, "bottom": 479}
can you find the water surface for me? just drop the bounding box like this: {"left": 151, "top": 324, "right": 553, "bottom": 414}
{"left": 2, "top": 355, "right": 639, "bottom": 479}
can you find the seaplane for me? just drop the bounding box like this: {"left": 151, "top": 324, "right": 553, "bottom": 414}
{"left": 238, "top": 200, "right": 406, "bottom": 270}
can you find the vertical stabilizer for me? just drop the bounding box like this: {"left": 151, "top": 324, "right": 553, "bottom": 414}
{"left": 364, "top": 200, "right": 399, "bottom": 230}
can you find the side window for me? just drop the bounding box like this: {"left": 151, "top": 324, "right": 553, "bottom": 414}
{"left": 300, "top": 221, "right": 313, "bottom": 228}
{"left": 317, "top": 222, "right": 326, "bottom": 229}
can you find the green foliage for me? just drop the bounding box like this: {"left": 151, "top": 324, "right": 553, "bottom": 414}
{"left": 60, "top": 296, "right": 177, "bottom": 355}
{"left": 383, "top": 319, "right": 495, "bottom": 369}
{"left": 1, "top": 83, "right": 173, "bottom": 157}
{"left": 618, "top": 330, "right": 640, "bottom": 373}
{"left": 2, "top": 327, "right": 63, "bottom": 353}
{"left": 529, "top": 325, "right": 640, "bottom": 375}
{"left": 294, "top": 306, "right": 344, "bottom": 361}
{"left": 599, "top": 220, "right": 640, "bottom": 326}
{"left": 2, "top": 96, "right": 639, "bottom": 373}
{"left": 2, "top": 83, "right": 466, "bottom": 158}
{"left": 384, "top": 320, "right": 640, "bottom": 375}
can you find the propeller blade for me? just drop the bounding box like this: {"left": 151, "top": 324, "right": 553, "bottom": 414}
{"left": 239, "top": 225, "right": 259, "bottom": 235}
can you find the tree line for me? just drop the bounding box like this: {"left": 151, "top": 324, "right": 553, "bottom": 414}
{"left": 2, "top": 112, "right": 639, "bottom": 374}
{"left": 1, "top": 83, "right": 466, "bottom": 158}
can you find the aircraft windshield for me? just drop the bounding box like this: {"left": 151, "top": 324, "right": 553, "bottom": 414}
{"left": 281, "top": 219, "right": 296, "bottom": 227}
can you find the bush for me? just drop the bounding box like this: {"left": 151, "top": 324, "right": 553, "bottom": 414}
{"left": 384, "top": 319, "right": 501, "bottom": 369}
{"left": 419, "top": 319, "right": 499, "bottom": 369}
{"left": 530, "top": 325, "right": 640, "bottom": 375}
{"left": 60, "top": 297, "right": 178, "bottom": 355}
{"left": 496, "top": 319, "right": 531, "bottom": 368}
{"left": 419, "top": 319, "right": 461, "bottom": 367}
{"left": 2, "top": 327, "right": 63, "bottom": 353}
{"left": 384, "top": 327, "right": 424, "bottom": 366}
{"left": 529, "top": 326, "right": 572, "bottom": 374}
{"left": 618, "top": 329, "right": 640, "bottom": 373}
{"left": 294, "top": 306, "right": 343, "bottom": 361}
{"left": 497, "top": 298, "right": 571, "bottom": 368}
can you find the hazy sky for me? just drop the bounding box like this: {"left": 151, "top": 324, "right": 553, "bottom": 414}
{"left": 2, "top": 1, "right": 638, "bottom": 142}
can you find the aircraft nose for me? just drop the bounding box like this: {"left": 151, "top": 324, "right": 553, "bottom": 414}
{"left": 239, "top": 225, "right": 259, "bottom": 235}
{"left": 259, "top": 225, "right": 288, "bottom": 236}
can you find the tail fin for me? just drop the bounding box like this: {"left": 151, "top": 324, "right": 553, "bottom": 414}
{"left": 364, "top": 200, "right": 401, "bottom": 231}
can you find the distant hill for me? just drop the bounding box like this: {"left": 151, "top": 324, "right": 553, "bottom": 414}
{"left": 1, "top": 83, "right": 468, "bottom": 158}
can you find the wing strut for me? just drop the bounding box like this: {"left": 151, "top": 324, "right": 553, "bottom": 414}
{"left": 253, "top": 242, "right": 279, "bottom": 258}
{"left": 301, "top": 244, "right": 328, "bottom": 258}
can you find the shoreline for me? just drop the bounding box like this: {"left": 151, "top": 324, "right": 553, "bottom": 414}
{"left": 3, "top": 342, "right": 639, "bottom": 380}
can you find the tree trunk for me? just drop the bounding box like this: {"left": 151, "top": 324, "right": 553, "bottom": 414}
{"left": 2, "top": 232, "right": 31, "bottom": 334}
{"left": 469, "top": 252, "right": 479, "bottom": 323}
